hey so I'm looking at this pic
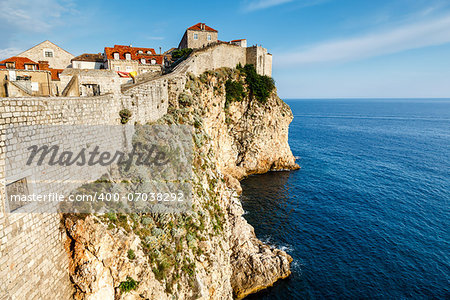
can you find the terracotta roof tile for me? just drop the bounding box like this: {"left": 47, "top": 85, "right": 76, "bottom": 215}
{"left": 187, "top": 23, "right": 217, "bottom": 32}
{"left": 50, "top": 69, "right": 63, "bottom": 81}
{"left": 104, "top": 45, "right": 157, "bottom": 60}
{"left": 0, "top": 56, "right": 38, "bottom": 69}
{"left": 72, "top": 53, "right": 104, "bottom": 63}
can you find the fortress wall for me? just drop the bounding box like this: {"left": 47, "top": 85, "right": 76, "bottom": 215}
{"left": 185, "top": 44, "right": 247, "bottom": 75}
{"left": 246, "top": 46, "right": 272, "bottom": 77}
{"left": 0, "top": 79, "right": 169, "bottom": 299}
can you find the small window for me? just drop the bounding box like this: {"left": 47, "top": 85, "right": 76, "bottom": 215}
{"left": 207, "top": 35, "right": 211, "bottom": 41}
{"left": 113, "top": 52, "right": 120, "bottom": 60}
{"left": 6, "top": 177, "right": 30, "bottom": 212}
{"left": 24, "top": 64, "right": 36, "bottom": 70}
{"left": 115, "top": 66, "right": 120, "bottom": 71}
{"left": 138, "top": 50, "right": 143, "bottom": 54}
{"left": 147, "top": 51, "right": 152, "bottom": 54}
{"left": 125, "top": 53, "right": 131, "bottom": 60}
{"left": 45, "top": 51, "right": 53, "bottom": 57}
{"left": 151, "top": 59, "right": 156, "bottom": 65}
{"left": 5, "top": 62, "right": 15, "bottom": 69}
{"left": 194, "top": 33, "right": 198, "bottom": 40}
{"left": 125, "top": 66, "right": 133, "bottom": 72}
{"left": 141, "top": 58, "right": 146, "bottom": 64}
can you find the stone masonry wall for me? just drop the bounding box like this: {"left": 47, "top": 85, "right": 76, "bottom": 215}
{"left": 0, "top": 77, "right": 170, "bottom": 299}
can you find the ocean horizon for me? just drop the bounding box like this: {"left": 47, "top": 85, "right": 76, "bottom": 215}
{"left": 241, "top": 98, "right": 450, "bottom": 299}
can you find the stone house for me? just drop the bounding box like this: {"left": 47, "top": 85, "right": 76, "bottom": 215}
{"left": 230, "top": 39, "right": 247, "bottom": 47}
{"left": 178, "top": 23, "right": 218, "bottom": 49}
{"left": 71, "top": 53, "right": 105, "bottom": 69}
{"left": 59, "top": 69, "right": 130, "bottom": 97}
{"left": 0, "top": 57, "right": 62, "bottom": 97}
{"left": 104, "top": 45, "right": 164, "bottom": 75}
{"left": 16, "top": 40, "right": 74, "bottom": 69}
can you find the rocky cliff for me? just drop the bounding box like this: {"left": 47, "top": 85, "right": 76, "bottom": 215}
{"left": 64, "top": 67, "right": 298, "bottom": 299}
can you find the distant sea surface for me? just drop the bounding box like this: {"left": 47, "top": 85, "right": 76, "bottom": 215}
{"left": 241, "top": 99, "right": 450, "bottom": 299}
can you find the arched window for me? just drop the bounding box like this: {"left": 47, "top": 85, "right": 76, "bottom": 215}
{"left": 147, "top": 51, "right": 152, "bottom": 54}
{"left": 141, "top": 58, "right": 146, "bottom": 64}
{"left": 125, "top": 53, "right": 131, "bottom": 60}
{"left": 113, "top": 52, "right": 120, "bottom": 60}
{"left": 151, "top": 59, "right": 156, "bottom": 65}
{"left": 137, "top": 50, "right": 143, "bottom": 54}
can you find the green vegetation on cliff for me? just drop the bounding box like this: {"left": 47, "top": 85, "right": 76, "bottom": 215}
{"left": 237, "top": 64, "right": 275, "bottom": 104}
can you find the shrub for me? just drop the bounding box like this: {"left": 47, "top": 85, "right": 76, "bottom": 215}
{"left": 238, "top": 64, "right": 275, "bottom": 104}
{"left": 225, "top": 80, "right": 245, "bottom": 108}
{"left": 127, "top": 249, "right": 136, "bottom": 260}
{"left": 119, "top": 109, "right": 132, "bottom": 124}
{"left": 119, "top": 277, "right": 138, "bottom": 293}
{"left": 178, "top": 92, "right": 193, "bottom": 107}
{"left": 172, "top": 48, "right": 193, "bottom": 60}
{"left": 141, "top": 217, "right": 153, "bottom": 226}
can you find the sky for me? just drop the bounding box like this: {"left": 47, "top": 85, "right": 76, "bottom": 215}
{"left": 0, "top": 0, "right": 449, "bottom": 98}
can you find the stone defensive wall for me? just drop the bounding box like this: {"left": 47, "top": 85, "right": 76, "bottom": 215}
{"left": 0, "top": 42, "right": 267, "bottom": 299}
{"left": 0, "top": 79, "right": 173, "bottom": 299}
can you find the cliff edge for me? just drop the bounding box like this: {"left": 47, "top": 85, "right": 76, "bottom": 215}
{"left": 64, "top": 67, "right": 298, "bottom": 299}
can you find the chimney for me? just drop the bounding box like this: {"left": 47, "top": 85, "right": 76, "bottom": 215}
{"left": 38, "top": 61, "right": 50, "bottom": 70}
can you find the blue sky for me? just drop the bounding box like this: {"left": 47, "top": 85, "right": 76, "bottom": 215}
{"left": 1, "top": 0, "right": 449, "bottom": 98}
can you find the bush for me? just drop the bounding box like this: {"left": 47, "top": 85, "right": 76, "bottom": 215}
{"left": 237, "top": 64, "right": 275, "bottom": 103}
{"left": 225, "top": 80, "right": 245, "bottom": 108}
{"left": 127, "top": 249, "right": 136, "bottom": 260}
{"left": 119, "top": 109, "right": 132, "bottom": 124}
{"left": 172, "top": 48, "right": 193, "bottom": 60}
{"left": 119, "top": 277, "right": 138, "bottom": 293}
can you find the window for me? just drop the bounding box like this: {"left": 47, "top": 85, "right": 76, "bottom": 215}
{"left": 193, "top": 33, "right": 198, "bottom": 40}
{"left": 207, "top": 34, "right": 211, "bottom": 41}
{"left": 151, "top": 59, "right": 156, "bottom": 65}
{"left": 115, "top": 66, "right": 120, "bottom": 71}
{"left": 125, "top": 53, "right": 131, "bottom": 60}
{"left": 147, "top": 51, "right": 152, "bottom": 54}
{"left": 125, "top": 66, "right": 133, "bottom": 72}
{"left": 44, "top": 50, "right": 53, "bottom": 57}
{"left": 5, "top": 62, "right": 15, "bottom": 69}
{"left": 138, "top": 50, "right": 143, "bottom": 54}
{"left": 6, "top": 177, "right": 30, "bottom": 212}
{"left": 113, "top": 52, "right": 120, "bottom": 60}
{"left": 24, "top": 64, "right": 36, "bottom": 70}
{"left": 141, "top": 58, "right": 146, "bottom": 64}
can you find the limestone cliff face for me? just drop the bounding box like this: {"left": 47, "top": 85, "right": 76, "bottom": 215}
{"left": 181, "top": 69, "right": 299, "bottom": 184}
{"left": 64, "top": 68, "right": 297, "bottom": 299}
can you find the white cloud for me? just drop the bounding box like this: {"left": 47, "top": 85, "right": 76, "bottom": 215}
{"left": 0, "top": 0, "right": 76, "bottom": 33}
{"left": 244, "top": 0, "right": 294, "bottom": 11}
{"left": 276, "top": 14, "right": 450, "bottom": 67}
{"left": 0, "top": 48, "right": 24, "bottom": 60}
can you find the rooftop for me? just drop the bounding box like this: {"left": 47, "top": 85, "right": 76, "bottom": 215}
{"left": 104, "top": 45, "right": 157, "bottom": 60}
{"left": 72, "top": 53, "right": 104, "bottom": 63}
{"left": 187, "top": 23, "right": 218, "bottom": 32}
{"left": 0, "top": 57, "right": 39, "bottom": 69}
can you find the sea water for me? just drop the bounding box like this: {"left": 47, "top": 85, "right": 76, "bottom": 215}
{"left": 241, "top": 99, "right": 450, "bottom": 299}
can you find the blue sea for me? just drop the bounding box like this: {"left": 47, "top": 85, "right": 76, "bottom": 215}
{"left": 241, "top": 99, "right": 450, "bottom": 299}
